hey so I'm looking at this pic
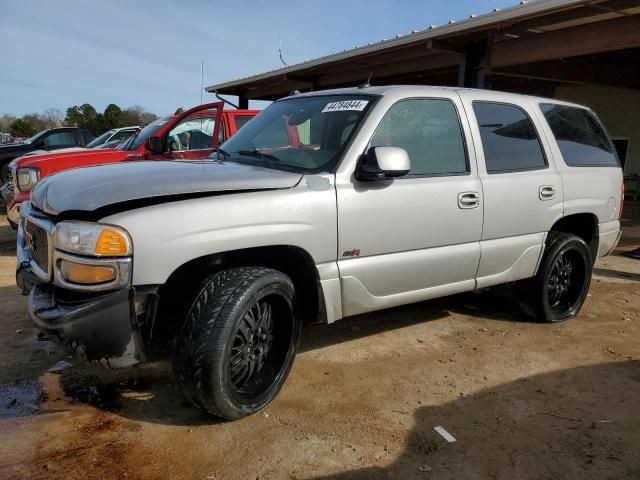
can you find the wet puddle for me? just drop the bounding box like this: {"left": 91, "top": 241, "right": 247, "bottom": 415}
{"left": 0, "top": 379, "right": 47, "bottom": 417}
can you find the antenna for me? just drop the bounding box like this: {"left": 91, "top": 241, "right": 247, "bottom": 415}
{"left": 358, "top": 72, "right": 373, "bottom": 88}
{"left": 278, "top": 38, "right": 287, "bottom": 67}
{"left": 200, "top": 60, "right": 204, "bottom": 105}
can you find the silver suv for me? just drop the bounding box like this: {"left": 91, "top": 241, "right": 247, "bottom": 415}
{"left": 17, "top": 86, "right": 623, "bottom": 420}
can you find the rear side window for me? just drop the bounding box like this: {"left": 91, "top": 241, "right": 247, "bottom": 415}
{"left": 473, "top": 102, "right": 546, "bottom": 173}
{"left": 369, "top": 98, "right": 468, "bottom": 176}
{"left": 539, "top": 103, "right": 618, "bottom": 167}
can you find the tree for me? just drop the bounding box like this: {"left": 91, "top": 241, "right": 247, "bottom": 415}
{"left": 65, "top": 106, "right": 84, "bottom": 127}
{"left": 9, "top": 118, "right": 36, "bottom": 138}
{"left": 22, "top": 113, "right": 48, "bottom": 132}
{"left": 104, "top": 104, "right": 123, "bottom": 130}
{"left": 0, "top": 114, "right": 17, "bottom": 132}
{"left": 41, "top": 108, "right": 64, "bottom": 128}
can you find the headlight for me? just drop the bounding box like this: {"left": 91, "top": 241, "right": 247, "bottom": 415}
{"left": 16, "top": 168, "right": 39, "bottom": 192}
{"left": 54, "top": 221, "right": 132, "bottom": 257}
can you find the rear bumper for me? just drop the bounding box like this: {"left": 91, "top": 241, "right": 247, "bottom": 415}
{"left": 20, "top": 264, "right": 147, "bottom": 368}
{"left": 598, "top": 220, "right": 622, "bottom": 257}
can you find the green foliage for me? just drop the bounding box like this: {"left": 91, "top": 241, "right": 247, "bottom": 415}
{"left": 64, "top": 103, "right": 157, "bottom": 135}
{"left": 9, "top": 118, "right": 37, "bottom": 138}
{"left": 1, "top": 104, "right": 158, "bottom": 139}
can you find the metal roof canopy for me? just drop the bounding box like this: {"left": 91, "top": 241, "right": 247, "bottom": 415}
{"left": 206, "top": 0, "right": 640, "bottom": 105}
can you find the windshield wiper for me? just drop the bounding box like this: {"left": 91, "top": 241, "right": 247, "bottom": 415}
{"left": 212, "top": 146, "right": 231, "bottom": 159}
{"left": 237, "top": 149, "right": 281, "bottom": 162}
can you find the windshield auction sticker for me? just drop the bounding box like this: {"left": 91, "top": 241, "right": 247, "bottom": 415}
{"left": 322, "top": 100, "right": 369, "bottom": 113}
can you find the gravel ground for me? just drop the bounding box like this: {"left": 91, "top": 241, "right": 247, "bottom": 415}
{"left": 0, "top": 205, "right": 638, "bottom": 480}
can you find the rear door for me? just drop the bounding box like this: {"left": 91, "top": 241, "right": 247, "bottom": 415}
{"left": 336, "top": 92, "right": 483, "bottom": 316}
{"left": 458, "top": 91, "right": 563, "bottom": 288}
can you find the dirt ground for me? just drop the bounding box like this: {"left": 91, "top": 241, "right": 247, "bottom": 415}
{"left": 0, "top": 206, "right": 639, "bottom": 480}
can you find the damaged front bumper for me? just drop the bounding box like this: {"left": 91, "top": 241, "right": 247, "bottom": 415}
{"left": 20, "top": 264, "right": 151, "bottom": 368}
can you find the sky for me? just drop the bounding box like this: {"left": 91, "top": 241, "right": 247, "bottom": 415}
{"left": 0, "top": 0, "right": 520, "bottom": 117}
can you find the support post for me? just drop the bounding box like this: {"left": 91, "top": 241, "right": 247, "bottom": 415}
{"left": 238, "top": 94, "right": 249, "bottom": 110}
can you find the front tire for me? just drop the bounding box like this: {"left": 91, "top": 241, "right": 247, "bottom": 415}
{"left": 521, "top": 232, "right": 592, "bottom": 323}
{"left": 174, "top": 267, "right": 300, "bottom": 420}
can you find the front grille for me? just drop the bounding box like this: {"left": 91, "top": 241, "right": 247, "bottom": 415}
{"left": 25, "top": 220, "right": 49, "bottom": 273}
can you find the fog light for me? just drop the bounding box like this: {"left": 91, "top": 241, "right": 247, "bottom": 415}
{"left": 60, "top": 260, "right": 116, "bottom": 285}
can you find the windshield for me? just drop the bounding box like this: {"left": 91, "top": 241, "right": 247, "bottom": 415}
{"left": 23, "top": 130, "right": 49, "bottom": 145}
{"left": 123, "top": 117, "right": 172, "bottom": 150}
{"left": 220, "top": 95, "right": 376, "bottom": 173}
{"left": 86, "top": 130, "right": 115, "bottom": 148}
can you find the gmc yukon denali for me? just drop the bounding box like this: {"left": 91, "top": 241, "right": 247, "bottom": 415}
{"left": 16, "top": 86, "right": 623, "bottom": 420}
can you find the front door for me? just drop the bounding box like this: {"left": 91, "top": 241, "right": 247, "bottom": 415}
{"left": 336, "top": 93, "right": 483, "bottom": 317}
{"left": 163, "top": 111, "right": 221, "bottom": 160}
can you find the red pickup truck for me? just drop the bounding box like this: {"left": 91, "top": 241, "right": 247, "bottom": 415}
{"left": 3, "top": 103, "right": 259, "bottom": 227}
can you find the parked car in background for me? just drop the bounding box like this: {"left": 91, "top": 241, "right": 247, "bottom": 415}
{"left": 22, "top": 127, "right": 140, "bottom": 157}
{"left": 15, "top": 86, "right": 623, "bottom": 420}
{"left": 0, "top": 127, "right": 93, "bottom": 184}
{"left": 2, "top": 104, "right": 258, "bottom": 227}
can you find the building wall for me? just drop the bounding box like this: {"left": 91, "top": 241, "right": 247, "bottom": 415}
{"left": 553, "top": 85, "right": 640, "bottom": 175}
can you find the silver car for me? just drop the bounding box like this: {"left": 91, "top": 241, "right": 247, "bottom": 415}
{"left": 17, "top": 86, "right": 623, "bottom": 420}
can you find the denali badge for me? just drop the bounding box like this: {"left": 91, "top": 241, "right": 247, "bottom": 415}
{"left": 342, "top": 249, "right": 361, "bottom": 257}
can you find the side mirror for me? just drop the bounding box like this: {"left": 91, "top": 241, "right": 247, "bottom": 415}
{"left": 34, "top": 139, "right": 46, "bottom": 148}
{"left": 146, "top": 136, "right": 164, "bottom": 154}
{"left": 355, "top": 146, "right": 411, "bottom": 181}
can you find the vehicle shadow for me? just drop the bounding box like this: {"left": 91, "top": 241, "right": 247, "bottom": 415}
{"left": 45, "top": 287, "right": 530, "bottom": 426}
{"left": 593, "top": 267, "right": 640, "bottom": 282}
{"left": 311, "top": 360, "right": 640, "bottom": 480}
{"left": 301, "top": 286, "right": 527, "bottom": 354}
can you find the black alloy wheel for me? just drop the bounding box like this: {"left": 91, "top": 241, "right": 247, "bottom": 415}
{"left": 174, "top": 267, "right": 300, "bottom": 420}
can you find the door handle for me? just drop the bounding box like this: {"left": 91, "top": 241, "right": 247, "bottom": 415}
{"left": 539, "top": 185, "right": 556, "bottom": 200}
{"left": 458, "top": 192, "right": 480, "bottom": 209}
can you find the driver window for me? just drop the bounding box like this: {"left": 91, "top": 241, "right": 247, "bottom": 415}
{"left": 44, "top": 131, "right": 76, "bottom": 147}
{"left": 167, "top": 115, "right": 215, "bottom": 151}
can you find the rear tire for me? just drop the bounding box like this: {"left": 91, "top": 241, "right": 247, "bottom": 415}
{"left": 520, "top": 232, "right": 592, "bottom": 323}
{"left": 174, "top": 267, "right": 300, "bottom": 420}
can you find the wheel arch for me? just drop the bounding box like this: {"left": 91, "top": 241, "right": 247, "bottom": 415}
{"left": 548, "top": 213, "right": 599, "bottom": 262}
{"left": 149, "top": 245, "right": 326, "bottom": 353}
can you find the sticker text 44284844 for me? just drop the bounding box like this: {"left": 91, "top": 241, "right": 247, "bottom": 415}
{"left": 322, "top": 100, "right": 369, "bottom": 113}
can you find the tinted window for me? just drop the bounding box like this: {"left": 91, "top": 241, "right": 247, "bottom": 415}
{"left": 234, "top": 115, "right": 254, "bottom": 130}
{"left": 540, "top": 103, "right": 618, "bottom": 167}
{"left": 44, "top": 131, "right": 76, "bottom": 146}
{"left": 370, "top": 99, "right": 467, "bottom": 176}
{"left": 473, "top": 102, "right": 546, "bottom": 173}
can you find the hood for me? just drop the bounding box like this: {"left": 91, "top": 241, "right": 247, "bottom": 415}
{"left": 15, "top": 147, "right": 117, "bottom": 168}
{"left": 31, "top": 160, "right": 303, "bottom": 216}
{"left": 24, "top": 147, "right": 86, "bottom": 157}
{"left": 0, "top": 142, "right": 31, "bottom": 157}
